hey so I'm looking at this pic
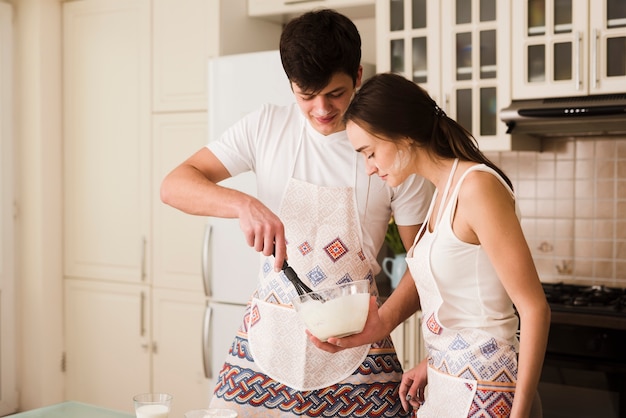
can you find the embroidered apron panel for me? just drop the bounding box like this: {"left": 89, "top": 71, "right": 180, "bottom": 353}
{"left": 248, "top": 297, "right": 369, "bottom": 391}
{"left": 416, "top": 366, "right": 476, "bottom": 418}
{"left": 248, "top": 171, "right": 375, "bottom": 390}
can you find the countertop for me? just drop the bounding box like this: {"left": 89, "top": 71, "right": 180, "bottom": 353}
{"left": 5, "top": 401, "right": 133, "bottom": 418}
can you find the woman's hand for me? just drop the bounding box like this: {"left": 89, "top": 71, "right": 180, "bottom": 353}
{"left": 399, "top": 359, "right": 428, "bottom": 413}
{"left": 306, "top": 296, "right": 386, "bottom": 353}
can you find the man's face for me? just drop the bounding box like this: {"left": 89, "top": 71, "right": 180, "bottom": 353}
{"left": 291, "top": 69, "right": 362, "bottom": 136}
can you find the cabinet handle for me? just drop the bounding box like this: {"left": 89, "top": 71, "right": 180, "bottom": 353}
{"left": 591, "top": 28, "right": 599, "bottom": 89}
{"left": 202, "top": 304, "right": 212, "bottom": 379}
{"left": 202, "top": 223, "right": 212, "bottom": 298}
{"left": 140, "top": 291, "right": 146, "bottom": 337}
{"left": 575, "top": 31, "right": 582, "bottom": 91}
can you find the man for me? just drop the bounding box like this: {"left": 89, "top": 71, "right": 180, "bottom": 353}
{"left": 160, "top": 9, "right": 433, "bottom": 417}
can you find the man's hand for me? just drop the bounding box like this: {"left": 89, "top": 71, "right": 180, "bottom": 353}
{"left": 237, "top": 198, "right": 286, "bottom": 271}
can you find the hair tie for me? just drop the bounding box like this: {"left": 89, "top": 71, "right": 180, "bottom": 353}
{"left": 434, "top": 105, "right": 445, "bottom": 118}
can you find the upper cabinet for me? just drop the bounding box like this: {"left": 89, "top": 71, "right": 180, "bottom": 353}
{"left": 512, "top": 0, "right": 626, "bottom": 99}
{"left": 375, "top": 0, "right": 441, "bottom": 102}
{"left": 249, "top": 0, "right": 375, "bottom": 23}
{"left": 153, "top": 0, "right": 281, "bottom": 112}
{"left": 377, "top": 0, "right": 528, "bottom": 151}
{"left": 440, "top": 0, "right": 517, "bottom": 151}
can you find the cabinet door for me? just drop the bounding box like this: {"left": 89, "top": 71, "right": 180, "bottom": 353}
{"left": 152, "top": 113, "right": 208, "bottom": 291}
{"left": 441, "top": 0, "right": 515, "bottom": 151}
{"left": 512, "top": 0, "right": 589, "bottom": 99}
{"left": 589, "top": 0, "right": 626, "bottom": 94}
{"left": 390, "top": 311, "right": 424, "bottom": 371}
{"left": 376, "top": 0, "right": 441, "bottom": 102}
{"left": 152, "top": 289, "right": 210, "bottom": 417}
{"left": 64, "top": 279, "right": 151, "bottom": 414}
{"left": 152, "top": 0, "right": 211, "bottom": 112}
{"left": 63, "top": 0, "right": 151, "bottom": 283}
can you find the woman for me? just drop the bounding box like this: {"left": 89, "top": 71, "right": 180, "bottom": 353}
{"left": 342, "top": 73, "right": 550, "bottom": 417}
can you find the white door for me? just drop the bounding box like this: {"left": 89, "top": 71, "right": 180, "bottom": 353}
{"left": 0, "top": 2, "right": 17, "bottom": 415}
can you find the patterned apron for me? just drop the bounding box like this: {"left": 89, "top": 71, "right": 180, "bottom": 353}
{"left": 210, "top": 124, "right": 409, "bottom": 417}
{"left": 406, "top": 159, "right": 519, "bottom": 418}
{"left": 248, "top": 175, "right": 371, "bottom": 390}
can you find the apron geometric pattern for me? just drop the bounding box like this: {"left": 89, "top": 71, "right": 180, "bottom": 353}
{"left": 406, "top": 160, "right": 519, "bottom": 418}
{"left": 209, "top": 129, "right": 409, "bottom": 416}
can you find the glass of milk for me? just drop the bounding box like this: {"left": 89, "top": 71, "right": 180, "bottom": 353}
{"left": 133, "top": 393, "right": 172, "bottom": 418}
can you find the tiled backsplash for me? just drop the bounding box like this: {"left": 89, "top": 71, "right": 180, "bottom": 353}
{"left": 485, "top": 136, "right": 626, "bottom": 288}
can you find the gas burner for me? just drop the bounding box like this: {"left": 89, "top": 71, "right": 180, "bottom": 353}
{"left": 541, "top": 282, "right": 626, "bottom": 317}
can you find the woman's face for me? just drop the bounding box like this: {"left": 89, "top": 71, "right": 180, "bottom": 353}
{"left": 346, "top": 120, "right": 413, "bottom": 187}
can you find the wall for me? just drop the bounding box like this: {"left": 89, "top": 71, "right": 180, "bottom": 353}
{"left": 486, "top": 136, "right": 626, "bottom": 288}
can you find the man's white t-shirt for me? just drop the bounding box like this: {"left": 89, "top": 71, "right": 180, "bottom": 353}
{"left": 208, "top": 103, "right": 434, "bottom": 273}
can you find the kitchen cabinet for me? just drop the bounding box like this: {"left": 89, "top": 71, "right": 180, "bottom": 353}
{"left": 151, "top": 289, "right": 210, "bottom": 417}
{"left": 390, "top": 311, "right": 424, "bottom": 372}
{"left": 376, "top": 0, "right": 529, "bottom": 151}
{"left": 64, "top": 279, "right": 151, "bottom": 413}
{"left": 152, "top": 0, "right": 211, "bottom": 112}
{"left": 248, "top": 0, "right": 375, "bottom": 23}
{"left": 512, "top": 0, "right": 626, "bottom": 99}
{"left": 63, "top": 0, "right": 281, "bottom": 414}
{"left": 63, "top": 0, "right": 151, "bottom": 284}
{"left": 153, "top": 0, "right": 281, "bottom": 113}
{"left": 375, "top": 0, "right": 441, "bottom": 103}
{"left": 152, "top": 113, "right": 208, "bottom": 292}
{"left": 64, "top": 283, "right": 209, "bottom": 417}
{"left": 440, "top": 0, "right": 519, "bottom": 151}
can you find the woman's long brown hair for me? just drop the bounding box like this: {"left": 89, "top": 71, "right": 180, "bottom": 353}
{"left": 344, "top": 73, "right": 512, "bottom": 189}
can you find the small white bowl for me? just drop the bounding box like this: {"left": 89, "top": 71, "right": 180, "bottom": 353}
{"left": 291, "top": 280, "right": 370, "bottom": 341}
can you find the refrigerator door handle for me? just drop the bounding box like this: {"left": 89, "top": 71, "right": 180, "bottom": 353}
{"left": 202, "top": 303, "right": 212, "bottom": 379}
{"left": 202, "top": 223, "right": 212, "bottom": 298}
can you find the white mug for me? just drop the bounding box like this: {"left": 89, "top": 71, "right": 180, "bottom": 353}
{"left": 382, "top": 253, "right": 407, "bottom": 290}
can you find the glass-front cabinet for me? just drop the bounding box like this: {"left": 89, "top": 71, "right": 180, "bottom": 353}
{"left": 375, "top": 0, "right": 441, "bottom": 102}
{"left": 440, "top": 0, "right": 516, "bottom": 150}
{"left": 512, "top": 0, "right": 626, "bottom": 99}
{"left": 376, "top": 0, "right": 525, "bottom": 151}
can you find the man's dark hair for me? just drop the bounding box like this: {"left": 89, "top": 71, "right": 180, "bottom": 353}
{"left": 279, "top": 9, "right": 361, "bottom": 93}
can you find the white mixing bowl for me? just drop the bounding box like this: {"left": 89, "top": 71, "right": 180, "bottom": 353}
{"left": 291, "top": 280, "right": 370, "bottom": 342}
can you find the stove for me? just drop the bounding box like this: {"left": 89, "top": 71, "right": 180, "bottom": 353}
{"left": 539, "top": 282, "right": 626, "bottom": 418}
{"left": 542, "top": 282, "right": 626, "bottom": 330}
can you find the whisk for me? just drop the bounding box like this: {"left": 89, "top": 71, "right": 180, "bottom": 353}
{"left": 273, "top": 251, "right": 322, "bottom": 300}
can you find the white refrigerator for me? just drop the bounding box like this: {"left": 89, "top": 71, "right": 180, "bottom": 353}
{"left": 202, "top": 50, "right": 295, "bottom": 398}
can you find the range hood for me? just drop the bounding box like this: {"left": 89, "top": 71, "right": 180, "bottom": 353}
{"left": 500, "top": 93, "right": 626, "bottom": 142}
